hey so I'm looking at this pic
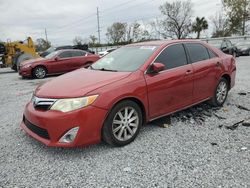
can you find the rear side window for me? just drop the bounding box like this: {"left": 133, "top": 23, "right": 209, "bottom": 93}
{"left": 71, "top": 51, "right": 86, "bottom": 57}
{"left": 155, "top": 44, "right": 188, "bottom": 70}
{"left": 186, "top": 43, "right": 209, "bottom": 63}
{"left": 59, "top": 51, "right": 72, "bottom": 58}
{"left": 207, "top": 49, "right": 217, "bottom": 58}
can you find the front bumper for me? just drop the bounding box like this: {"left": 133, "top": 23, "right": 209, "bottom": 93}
{"left": 20, "top": 102, "right": 108, "bottom": 147}
{"left": 19, "top": 66, "right": 32, "bottom": 77}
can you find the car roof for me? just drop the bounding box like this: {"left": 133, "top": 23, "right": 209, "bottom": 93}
{"left": 126, "top": 39, "right": 208, "bottom": 47}
{"left": 56, "top": 49, "right": 87, "bottom": 53}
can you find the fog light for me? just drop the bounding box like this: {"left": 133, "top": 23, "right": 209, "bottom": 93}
{"left": 59, "top": 127, "right": 79, "bottom": 143}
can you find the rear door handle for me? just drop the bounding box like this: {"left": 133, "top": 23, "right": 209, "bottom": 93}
{"left": 185, "top": 70, "right": 192, "bottom": 75}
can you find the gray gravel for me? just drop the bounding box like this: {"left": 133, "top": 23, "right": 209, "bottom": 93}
{"left": 0, "top": 57, "right": 250, "bottom": 188}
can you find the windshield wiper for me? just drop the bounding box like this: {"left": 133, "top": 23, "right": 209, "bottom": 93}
{"left": 88, "top": 65, "right": 117, "bottom": 72}
{"left": 96, "top": 68, "right": 118, "bottom": 72}
{"left": 88, "top": 64, "right": 94, "bottom": 70}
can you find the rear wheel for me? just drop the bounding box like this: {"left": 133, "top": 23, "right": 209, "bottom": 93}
{"left": 209, "top": 77, "right": 229, "bottom": 106}
{"left": 33, "top": 66, "right": 47, "bottom": 79}
{"left": 102, "top": 100, "right": 142, "bottom": 146}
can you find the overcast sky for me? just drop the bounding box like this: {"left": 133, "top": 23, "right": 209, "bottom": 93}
{"left": 0, "top": 0, "right": 221, "bottom": 46}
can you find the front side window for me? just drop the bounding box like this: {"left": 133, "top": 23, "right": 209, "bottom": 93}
{"left": 154, "top": 44, "right": 188, "bottom": 70}
{"left": 45, "top": 51, "right": 59, "bottom": 59}
{"left": 91, "top": 46, "right": 158, "bottom": 72}
{"left": 186, "top": 43, "right": 210, "bottom": 63}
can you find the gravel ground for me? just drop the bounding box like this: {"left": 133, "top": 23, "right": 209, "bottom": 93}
{"left": 0, "top": 57, "right": 249, "bottom": 188}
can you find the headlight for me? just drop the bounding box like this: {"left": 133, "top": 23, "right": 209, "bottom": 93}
{"left": 23, "top": 64, "right": 31, "bottom": 68}
{"left": 50, "top": 95, "right": 98, "bottom": 112}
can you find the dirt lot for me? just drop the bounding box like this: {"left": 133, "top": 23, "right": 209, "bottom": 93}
{"left": 0, "top": 57, "right": 249, "bottom": 187}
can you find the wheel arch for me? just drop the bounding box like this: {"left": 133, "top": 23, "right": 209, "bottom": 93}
{"left": 221, "top": 73, "right": 231, "bottom": 89}
{"left": 32, "top": 65, "right": 48, "bottom": 73}
{"left": 32, "top": 65, "right": 48, "bottom": 78}
{"left": 107, "top": 97, "right": 147, "bottom": 126}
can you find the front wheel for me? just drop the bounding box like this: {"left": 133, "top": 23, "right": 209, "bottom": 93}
{"left": 33, "top": 66, "right": 47, "bottom": 79}
{"left": 102, "top": 100, "right": 142, "bottom": 147}
{"left": 209, "top": 77, "right": 229, "bottom": 106}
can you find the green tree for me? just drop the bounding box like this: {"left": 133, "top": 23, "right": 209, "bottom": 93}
{"left": 35, "top": 38, "right": 51, "bottom": 52}
{"left": 106, "top": 22, "right": 127, "bottom": 44}
{"left": 89, "top": 35, "right": 98, "bottom": 45}
{"left": 211, "top": 12, "right": 231, "bottom": 37}
{"left": 223, "top": 0, "right": 250, "bottom": 35}
{"left": 73, "top": 36, "right": 84, "bottom": 45}
{"left": 159, "top": 0, "right": 193, "bottom": 39}
{"left": 192, "top": 17, "right": 208, "bottom": 39}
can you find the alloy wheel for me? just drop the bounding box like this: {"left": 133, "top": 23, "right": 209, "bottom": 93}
{"left": 216, "top": 81, "right": 228, "bottom": 104}
{"left": 35, "top": 67, "right": 46, "bottom": 79}
{"left": 112, "top": 107, "right": 139, "bottom": 142}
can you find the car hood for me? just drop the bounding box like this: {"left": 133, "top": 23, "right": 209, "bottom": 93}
{"left": 21, "top": 57, "right": 46, "bottom": 66}
{"left": 35, "top": 68, "right": 131, "bottom": 98}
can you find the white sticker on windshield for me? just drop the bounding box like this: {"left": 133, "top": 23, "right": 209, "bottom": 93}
{"left": 140, "top": 46, "right": 156, "bottom": 50}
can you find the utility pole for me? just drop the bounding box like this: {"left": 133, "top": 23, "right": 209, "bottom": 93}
{"left": 96, "top": 7, "right": 101, "bottom": 44}
{"left": 242, "top": 0, "right": 247, "bottom": 36}
{"left": 45, "top": 28, "right": 48, "bottom": 43}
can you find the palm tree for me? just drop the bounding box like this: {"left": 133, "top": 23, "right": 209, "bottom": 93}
{"left": 192, "top": 17, "right": 208, "bottom": 39}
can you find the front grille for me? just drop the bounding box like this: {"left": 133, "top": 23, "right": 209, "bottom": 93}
{"left": 32, "top": 96, "right": 56, "bottom": 111}
{"left": 23, "top": 116, "right": 50, "bottom": 139}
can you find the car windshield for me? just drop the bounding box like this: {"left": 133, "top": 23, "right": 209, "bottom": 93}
{"left": 91, "top": 46, "right": 158, "bottom": 72}
{"left": 45, "top": 51, "right": 60, "bottom": 59}
{"left": 43, "top": 46, "right": 55, "bottom": 54}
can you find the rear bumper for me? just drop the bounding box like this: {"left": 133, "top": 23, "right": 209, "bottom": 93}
{"left": 21, "top": 102, "right": 108, "bottom": 147}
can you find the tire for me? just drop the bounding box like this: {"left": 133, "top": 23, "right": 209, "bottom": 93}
{"left": 11, "top": 64, "right": 17, "bottom": 71}
{"left": 209, "top": 77, "right": 229, "bottom": 107}
{"left": 102, "top": 100, "right": 143, "bottom": 147}
{"left": 32, "top": 66, "right": 47, "bottom": 79}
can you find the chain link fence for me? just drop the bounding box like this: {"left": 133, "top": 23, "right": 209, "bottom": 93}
{"left": 90, "top": 36, "right": 250, "bottom": 54}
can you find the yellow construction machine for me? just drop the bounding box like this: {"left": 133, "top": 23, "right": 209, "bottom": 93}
{"left": 0, "top": 37, "right": 39, "bottom": 71}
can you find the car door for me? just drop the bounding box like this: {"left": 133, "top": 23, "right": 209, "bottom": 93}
{"left": 68, "top": 51, "right": 87, "bottom": 71}
{"left": 47, "top": 51, "right": 73, "bottom": 74}
{"left": 185, "top": 43, "right": 221, "bottom": 101}
{"left": 145, "top": 43, "right": 194, "bottom": 119}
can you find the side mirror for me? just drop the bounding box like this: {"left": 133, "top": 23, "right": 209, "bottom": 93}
{"left": 54, "top": 57, "right": 59, "bottom": 61}
{"left": 148, "top": 62, "right": 165, "bottom": 74}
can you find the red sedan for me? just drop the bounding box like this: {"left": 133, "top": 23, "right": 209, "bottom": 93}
{"left": 19, "top": 49, "right": 100, "bottom": 79}
{"left": 20, "top": 40, "right": 236, "bottom": 147}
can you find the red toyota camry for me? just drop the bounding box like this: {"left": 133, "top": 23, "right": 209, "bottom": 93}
{"left": 19, "top": 49, "right": 100, "bottom": 79}
{"left": 20, "top": 40, "right": 236, "bottom": 147}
